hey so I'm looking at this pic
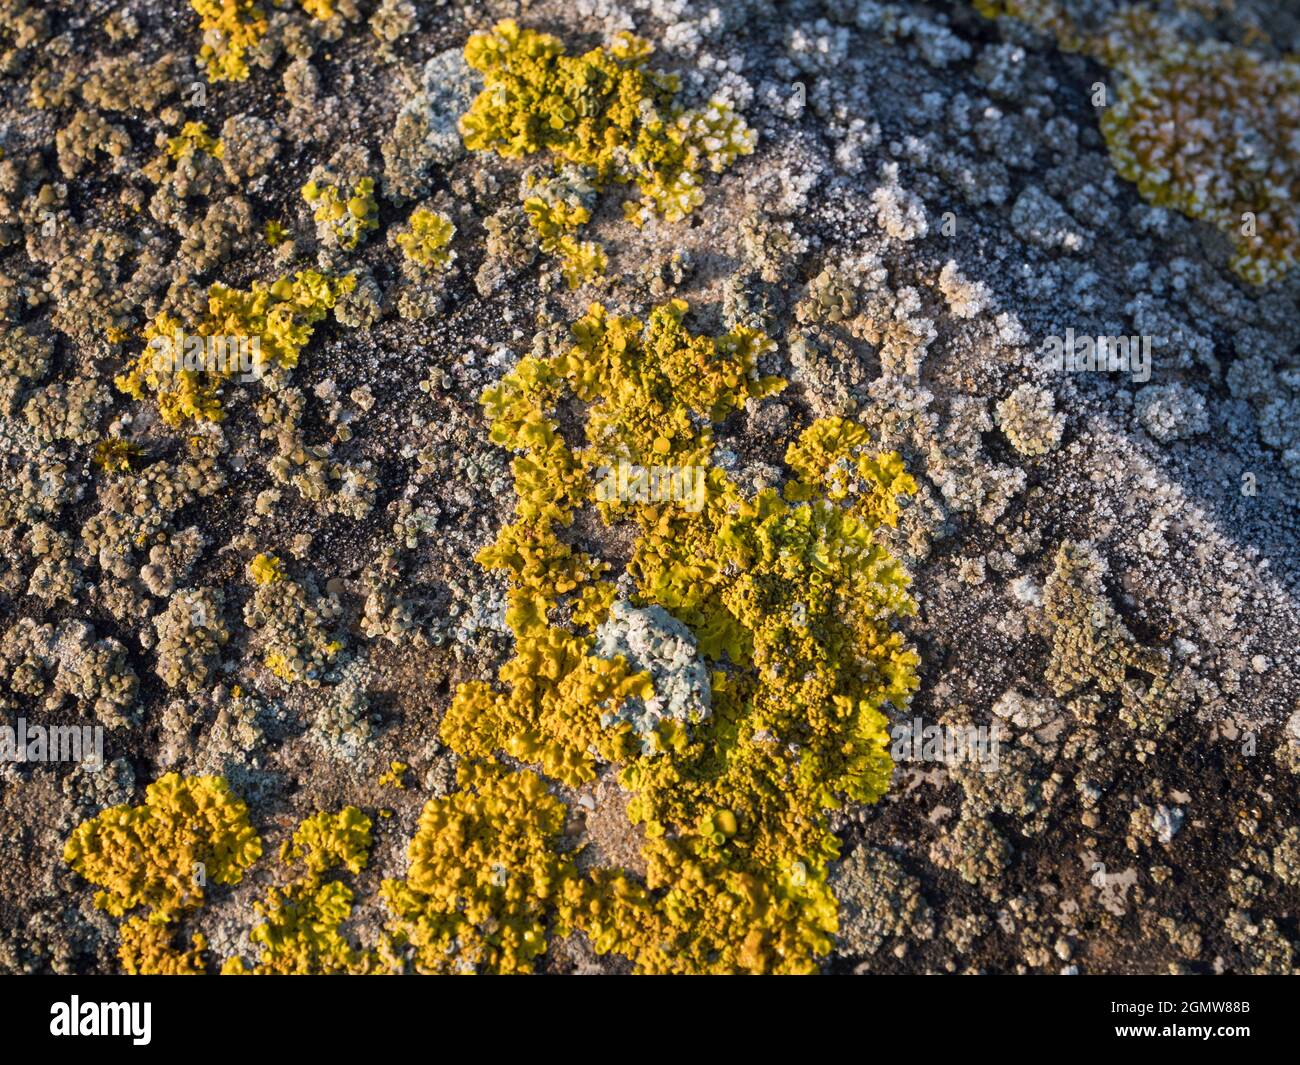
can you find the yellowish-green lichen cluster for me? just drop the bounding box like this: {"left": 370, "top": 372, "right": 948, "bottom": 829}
{"left": 302, "top": 175, "right": 380, "bottom": 252}
{"left": 92, "top": 436, "right": 144, "bottom": 474}
{"left": 191, "top": 0, "right": 268, "bottom": 83}
{"left": 459, "top": 20, "right": 754, "bottom": 284}
{"left": 248, "top": 552, "right": 285, "bottom": 586}
{"left": 226, "top": 807, "right": 374, "bottom": 974}
{"left": 426, "top": 299, "right": 919, "bottom": 972}
{"left": 62, "top": 773, "right": 262, "bottom": 973}
{"left": 522, "top": 170, "right": 607, "bottom": 289}
{"left": 114, "top": 270, "right": 356, "bottom": 425}
{"left": 165, "top": 121, "right": 224, "bottom": 162}
{"left": 66, "top": 301, "right": 920, "bottom": 975}
{"left": 974, "top": 0, "right": 1300, "bottom": 284}
{"left": 263, "top": 219, "right": 288, "bottom": 246}
{"left": 382, "top": 762, "right": 574, "bottom": 974}
{"left": 394, "top": 207, "right": 456, "bottom": 272}
{"left": 62, "top": 18, "right": 922, "bottom": 978}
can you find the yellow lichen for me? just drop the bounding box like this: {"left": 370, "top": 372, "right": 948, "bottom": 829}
{"left": 279, "top": 807, "right": 371, "bottom": 877}
{"left": 63, "top": 773, "right": 263, "bottom": 923}
{"left": 263, "top": 219, "right": 288, "bottom": 246}
{"left": 249, "top": 552, "right": 285, "bottom": 585}
{"left": 430, "top": 300, "right": 920, "bottom": 973}
{"left": 974, "top": 0, "right": 1300, "bottom": 284}
{"left": 460, "top": 20, "right": 754, "bottom": 226}
{"left": 381, "top": 761, "right": 575, "bottom": 974}
{"left": 118, "top": 918, "right": 208, "bottom": 975}
{"left": 165, "top": 121, "right": 224, "bottom": 161}
{"left": 302, "top": 176, "right": 379, "bottom": 251}
{"left": 191, "top": 0, "right": 267, "bottom": 83}
{"left": 114, "top": 270, "right": 355, "bottom": 425}
{"left": 394, "top": 208, "right": 456, "bottom": 271}
{"left": 92, "top": 437, "right": 144, "bottom": 474}
{"left": 233, "top": 807, "right": 374, "bottom": 974}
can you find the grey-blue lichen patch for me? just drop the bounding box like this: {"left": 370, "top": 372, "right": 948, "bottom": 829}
{"left": 382, "top": 48, "right": 482, "bottom": 202}
{"left": 592, "top": 600, "right": 711, "bottom": 755}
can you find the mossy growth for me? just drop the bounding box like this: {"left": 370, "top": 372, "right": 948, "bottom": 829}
{"left": 428, "top": 299, "right": 920, "bottom": 972}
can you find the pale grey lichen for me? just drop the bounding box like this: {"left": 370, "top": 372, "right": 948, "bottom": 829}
{"left": 592, "top": 600, "right": 711, "bottom": 755}
{"left": 1135, "top": 383, "right": 1210, "bottom": 443}
{"left": 832, "top": 844, "right": 935, "bottom": 959}
{"left": 382, "top": 47, "right": 480, "bottom": 202}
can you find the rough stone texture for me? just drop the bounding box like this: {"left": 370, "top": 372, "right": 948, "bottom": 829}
{"left": 0, "top": 0, "right": 1297, "bottom": 975}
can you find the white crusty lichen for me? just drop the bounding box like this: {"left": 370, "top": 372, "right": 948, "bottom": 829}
{"left": 937, "top": 260, "right": 992, "bottom": 320}
{"left": 382, "top": 47, "right": 480, "bottom": 201}
{"left": 0, "top": 617, "right": 137, "bottom": 726}
{"left": 592, "top": 600, "right": 712, "bottom": 755}
{"left": 831, "top": 843, "right": 935, "bottom": 959}
{"left": 1134, "top": 383, "right": 1209, "bottom": 443}
{"left": 871, "top": 162, "right": 928, "bottom": 242}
